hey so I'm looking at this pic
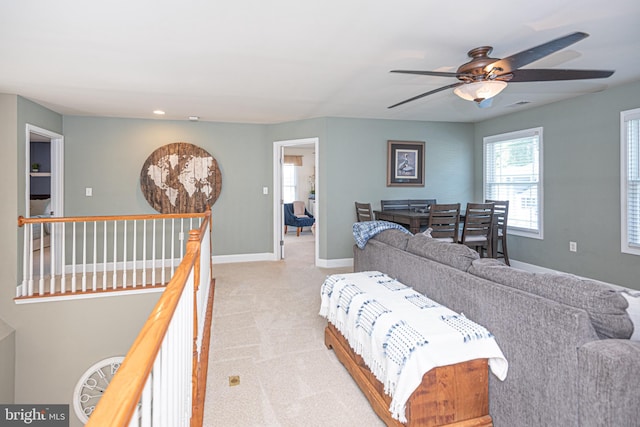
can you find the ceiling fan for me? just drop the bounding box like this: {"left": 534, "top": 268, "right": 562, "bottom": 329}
{"left": 388, "top": 32, "right": 614, "bottom": 109}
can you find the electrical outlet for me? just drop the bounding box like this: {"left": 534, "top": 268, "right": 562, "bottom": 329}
{"left": 228, "top": 375, "right": 240, "bottom": 386}
{"left": 85, "top": 187, "right": 92, "bottom": 197}
{"left": 263, "top": 187, "right": 269, "bottom": 195}
{"left": 569, "top": 241, "right": 577, "bottom": 252}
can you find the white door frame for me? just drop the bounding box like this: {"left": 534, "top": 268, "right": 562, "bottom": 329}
{"left": 273, "top": 137, "right": 319, "bottom": 264}
{"left": 25, "top": 124, "right": 64, "bottom": 271}
{"left": 25, "top": 124, "right": 64, "bottom": 218}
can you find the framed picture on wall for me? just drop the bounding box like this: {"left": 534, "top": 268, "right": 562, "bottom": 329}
{"left": 387, "top": 140, "right": 425, "bottom": 186}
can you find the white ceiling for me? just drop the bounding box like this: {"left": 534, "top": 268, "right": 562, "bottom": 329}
{"left": 2, "top": 0, "right": 640, "bottom": 124}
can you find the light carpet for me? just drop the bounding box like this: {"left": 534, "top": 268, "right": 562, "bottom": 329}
{"left": 202, "top": 233, "right": 385, "bottom": 426}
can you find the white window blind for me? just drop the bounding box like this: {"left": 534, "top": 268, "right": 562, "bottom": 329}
{"left": 484, "top": 127, "right": 543, "bottom": 239}
{"left": 621, "top": 108, "right": 640, "bottom": 255}
{"left": 283, "top": 164, "right": 296, "bottom": 203}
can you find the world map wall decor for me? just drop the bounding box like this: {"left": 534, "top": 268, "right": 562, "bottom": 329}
{"left": 140, "top": 142, "right": 222, "bottom": 213}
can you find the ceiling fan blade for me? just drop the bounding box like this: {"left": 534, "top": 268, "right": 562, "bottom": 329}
{"left": 390, "top": 70, "right": 470, "bottom": 78}
{"left": 507, "top": 68, "right": 614, "bottom": 82}
{"left": 388, "top": 82, "right": 463, "bottom": 109}
{"left": 487, "top": 32, "right": 589, "bottom": 75}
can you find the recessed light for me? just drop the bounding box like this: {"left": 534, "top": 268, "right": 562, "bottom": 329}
{"left": 188, "top": 116, "right": 199, "bottom": 121}
{"left": 153, "top": 110, "right": 165, "bottom": 115}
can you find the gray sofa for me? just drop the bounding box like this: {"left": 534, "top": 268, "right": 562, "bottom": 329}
{"left": 353, "top": 230, "right": 640, "bottom": 427}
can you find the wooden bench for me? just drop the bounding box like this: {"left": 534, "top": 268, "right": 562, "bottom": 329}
{"left": 325, "top": 323, "right": 492, "bottom": 427}
{"left": 321, "top": 271, "right": 500, "bottom": 426}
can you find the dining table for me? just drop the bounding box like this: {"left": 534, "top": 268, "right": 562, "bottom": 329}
{"left": 373, "top": 209, "right": 430, "bottom": 234}
{"left": 373, "top": 208, "right": 499, "bottom": 258}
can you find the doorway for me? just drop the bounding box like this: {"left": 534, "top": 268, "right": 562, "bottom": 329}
{"left": 25, "top": 124, "right": 64, "bottom": 218}
{"left": 273, "top": 137, "right": 319, "bottom": 264}
{"left": 25, "top": 124, "right": 64, "bottom": 275}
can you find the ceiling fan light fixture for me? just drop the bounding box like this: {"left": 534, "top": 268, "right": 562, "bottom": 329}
{"left": 453, "top": 81, "right": 508, "bottom": 102}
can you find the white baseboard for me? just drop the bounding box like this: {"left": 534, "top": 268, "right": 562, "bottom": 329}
{"left": 509, "top": 260, "right": 558, "bottom": 274}
{"left": 212, "top": 252, "right": 353, "bottom": 269}
{"left": 317, "top": 258, "right": 353, "bottom": 269}
{"left": 212, "top": 253, "right": 278, "bottom": 264}
{"left": 14, "top": 287, "right": 165, "bottom": 304}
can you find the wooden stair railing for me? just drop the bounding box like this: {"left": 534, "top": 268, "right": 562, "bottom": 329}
{"left": 84, "top": 210, "right": 213, "bottom": 426}
{"left": 17, "top": 212, "right": 206, "bottom": 300}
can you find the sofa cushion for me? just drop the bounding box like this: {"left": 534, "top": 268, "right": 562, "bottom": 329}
{"left": 469, "top": 258, "right": 633, "bottom": 339}
{"left": 371, "top": 228, "right": 412, "bottom": 251}
{"left": 621, "top": 291, "right": 640, "bottom": 341}
{"left": 406, "top": 234, "right": 479, "bottom": 271}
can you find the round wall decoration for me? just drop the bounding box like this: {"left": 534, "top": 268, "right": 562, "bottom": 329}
{"left": 140, "top": 142, "right": 222, "bottom": 213}
{"left": 73, "top": 356, "right": 125, "bottom": 423}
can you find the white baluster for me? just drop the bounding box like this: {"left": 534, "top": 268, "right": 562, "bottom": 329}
{"left": 71, "top": 222, "right": 77, "bottom": 293}
{"left": 152, "top": 220, "right": 157, "bottom": 286}
{"left": 139, "top": 373, "right": 152, "bottom": 427}
{"left": 180, "top": 218, "right": 185, "bottom": 260}
{"left": 103, "top": 221, "right": 108, "bottom": 290}
{"left": 170, "top": 219, "right": 175, "bottom": 277}
{"left": 82, "top": 221, "right": 87, "bottom": 292}
{"left": 152, "top": 356, "right": 162, "bottom": 426}
{"left": 26, "top": 225, "right": 33, "bottom": 296}
{"left": 161, "top": 219, "right": 166, "bottom": 285}
{"left": 122, "top": 220, "right": 127, "bottom": 289}
{"left": 38, "top": 221, "right": 45, "bottom": 295}
{"left": 92, "top": 221, "right": 97, "bottom": 291}
{"left": 142, "top": 220, "right": 147, "bottom": 287}
{"left": 113, "top": 221, "right": 118, "bottom": 289}
{"left": 49, "top": 222, "right": 56, "bottom": 295}
{"left": 133, "top": 220, "right": 137, "bottom": 288}
{"left": 61, "top": 222, "right": 66, "bottom": 293}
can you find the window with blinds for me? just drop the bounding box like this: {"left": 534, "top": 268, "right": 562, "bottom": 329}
{"left": 484, "top": 127, "right": 543, "bottom": 239}
{"left": 283, "top": 164, "right": 296, "bottom": 203}
{"left": 621, "top": 108, "right": 640, "bottom": 255}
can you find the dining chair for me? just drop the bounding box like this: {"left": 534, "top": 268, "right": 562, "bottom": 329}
{"left": 426, "top": 203, "right": 460, "bottom": 242}
{"left": 460, "top": 202, "right": 495, "bottom": 257}
{"left": 355, "top": 202, "right": 373, "bottom": 222}
{"left": 486, "top": 199, "right": 510, "bottom": 265}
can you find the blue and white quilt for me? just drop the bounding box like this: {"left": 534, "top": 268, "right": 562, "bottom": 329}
{"left": 352, "top": 220, "right": 412, "bottom": 249}
{"left": 319, "top": 271, "right": 508, "bottom": 423}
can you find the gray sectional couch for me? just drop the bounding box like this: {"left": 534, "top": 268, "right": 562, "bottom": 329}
{"left": 353, "top": 229, "right": 640, "bottom": 427}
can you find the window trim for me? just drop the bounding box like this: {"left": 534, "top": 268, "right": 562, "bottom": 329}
{"left": 621, "top": 108, "right": 640, "bottom": 256}
{"left": 483, "top": 127, "right": 544, "bottom": 240}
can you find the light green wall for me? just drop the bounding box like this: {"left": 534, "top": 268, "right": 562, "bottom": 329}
{"left": 474, "top": 80, "right": 640, "bottom": 289}
{"left": 0, "top": 94, "right": 18, "bottom": 404}
{"left": 63, "top": 117, "right": 271, "bottom": 256}
{"left": 267, "top": 117, "right": 474, "bottom": 259}
{"left": 322, "top": 117, "right": 474, "bottom": 259}
{"left": 0, "top": 321, "right": 15, "bottom": 404}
